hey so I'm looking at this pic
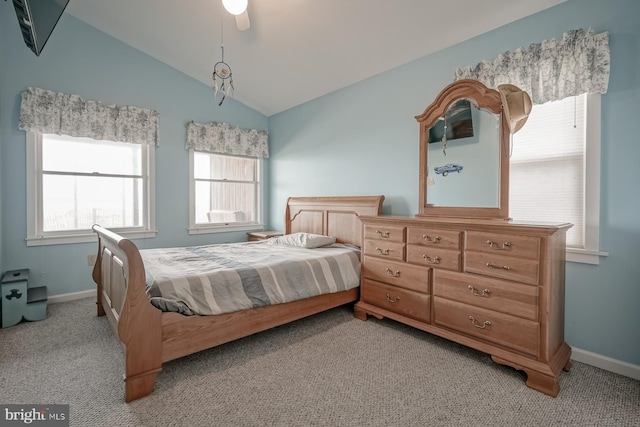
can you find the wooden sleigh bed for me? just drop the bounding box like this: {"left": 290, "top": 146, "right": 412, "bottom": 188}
{"left": 91, "top": 195, "right": 384, "bottom": 402}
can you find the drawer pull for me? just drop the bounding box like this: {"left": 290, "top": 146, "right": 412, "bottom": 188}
{"left": 385, "top": 293, "right": 400, "bottom": 303}
{"left": 376, "top": 247, "right": 390, "bottom": 255}
{"left": 422, "top": 254, "right": 441, "bottom": 264}
{"left": 486, "top": 262, "right": 510, "bottom": 271}
{"left": 376, "top": 230, "right": 390, "bottom": 238}
{"left": 469, "top": 316, "right": 491, "bottom": 329}
{"left": 422, "top": 234, "right": 441, "bottom": 244}
{"left": 385, "top": 267, "right": 400, "bottom": 278}
{"left": 487, "top": 240, "right": 512, "bottom": 250}
{"left": 468, "top": 285, "right": 490, "bottom": 297}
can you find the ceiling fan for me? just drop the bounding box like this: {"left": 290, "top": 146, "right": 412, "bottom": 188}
{"left": 222, "top": 0, "right": 251, "bottom": 31}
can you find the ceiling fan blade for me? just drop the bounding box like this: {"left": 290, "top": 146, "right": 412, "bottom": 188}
{"left": 235, "top": 10, "right": 250, "bottom": 31}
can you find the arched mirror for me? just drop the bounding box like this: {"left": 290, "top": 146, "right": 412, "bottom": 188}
{"left": 416, "top": 79, "right": 509, "bottom": 219}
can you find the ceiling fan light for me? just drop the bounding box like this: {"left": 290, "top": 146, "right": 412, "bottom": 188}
{"left": 222, "top": 0, "right": 248, "bottom": 15}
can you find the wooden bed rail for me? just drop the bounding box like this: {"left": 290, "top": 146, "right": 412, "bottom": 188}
{"left": 92, "top": 225, "right": 162, "bottom": 402}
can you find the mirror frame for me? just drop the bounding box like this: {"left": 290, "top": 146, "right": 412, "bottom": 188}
{"left": 415, "top": 79, "right": 510, "bottom": 220}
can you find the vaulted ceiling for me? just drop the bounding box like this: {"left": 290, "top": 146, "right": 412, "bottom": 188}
{"left": 66, "top": 0, "right": 566, "bottom": 116}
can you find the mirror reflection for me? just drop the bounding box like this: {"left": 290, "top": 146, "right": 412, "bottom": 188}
{"left": 426, "top": 103, "right": 500, "bottom": 208}
{"left": 417, "top": 79, "right": 508, "bottom": 219}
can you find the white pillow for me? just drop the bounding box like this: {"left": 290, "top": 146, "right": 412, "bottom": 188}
{"left": 269, "top": 232, "right": 336, "bottom": 248}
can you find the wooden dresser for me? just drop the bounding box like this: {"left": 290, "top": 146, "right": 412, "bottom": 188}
{"left": 355, "top": 215, "right": 572, "bottom": 397}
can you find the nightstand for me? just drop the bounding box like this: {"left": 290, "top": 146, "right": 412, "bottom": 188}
{"left": 247, "top": 231, "right": 283, "bottom": 242}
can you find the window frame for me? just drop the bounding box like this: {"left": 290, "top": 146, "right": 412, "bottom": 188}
{"left": 187, "top": 149, "right": 264, "bottom": 235}
{"left": 509, "top": 93, "right": 607, "bottom": 265}
{"left": 566, "top": 93, "right": 608, "bottom": 264}
{"left": 26, "top": 131, "right": 157, "bottom": 246}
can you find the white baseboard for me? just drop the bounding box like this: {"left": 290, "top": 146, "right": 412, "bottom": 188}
{"left": 48, "top": 289, "right": 96, "bottom": 304}
{"left": 571, "top": 347, "right": 640, "bottom": 381}
{"left": 46, "top": 290, "right": 639, "bottom": 382}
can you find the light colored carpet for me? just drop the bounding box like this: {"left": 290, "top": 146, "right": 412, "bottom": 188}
{"left": 1, "top": 297, "right": 638, "bottom": 426}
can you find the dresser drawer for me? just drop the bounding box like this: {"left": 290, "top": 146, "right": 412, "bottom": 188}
{"left": 363, "top": 257, "right": 430, "bottom": 294}
{"left": 433, "top": 270, "right": 538, "bottom": 321}
{"left": 406, "top": 244, "right": 461, "bottom": 271}
{"left": 434, "top": 297, "right": 539, "bottom": 356}
{"left": 361, "top": 279, "right": 430, "bottom": 323}
{"left": 364, "top": 239, "right": 405, "bottom": 261}
{"left": 407, "top": 228, "right": 461, "bottom": 250}
{"left": 466, "top": 231, "right": 539, "bottom": 260}
{"left": 364, "top": 224, "right": 405, "bottom": 242}
{"left": 464, "top": 252, "right": 538, "bottom": 285}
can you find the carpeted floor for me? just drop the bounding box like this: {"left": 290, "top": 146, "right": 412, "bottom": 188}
{"left": 1, "top": 297, "right": 638, "bottom": 426}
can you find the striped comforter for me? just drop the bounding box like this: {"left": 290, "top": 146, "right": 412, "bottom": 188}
{"left": 141, "top": 240, "right": 361, "bottom": 315}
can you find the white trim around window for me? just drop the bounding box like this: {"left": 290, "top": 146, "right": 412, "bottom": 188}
{"left": 566, "top": 94, "right": 608, "bottom": 264}
{"left": 509, "top": 94, "right": 608, "bottom": 265}
{"left": 187, "top": 149, "right": 264, "bottom": 235}
{"left": 25, "top": 132, "right": 157, "bottom": 246}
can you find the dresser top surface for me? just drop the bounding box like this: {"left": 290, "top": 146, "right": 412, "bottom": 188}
{"left": 361, "top": 215, "right": 572, "bottom": 234}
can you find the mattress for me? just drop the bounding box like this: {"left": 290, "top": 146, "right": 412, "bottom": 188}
{"left": 141, "top": 240, "right": 361, "bottom": 315}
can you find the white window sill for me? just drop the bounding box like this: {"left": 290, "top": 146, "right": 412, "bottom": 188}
{"left": 26, "top": 229, "right": 158, "bottom": 246}
{"left": 188, "top": 223, "right": 265, "bottom": 235}
{"left": 566, "top": 248, "right": 609, "bottom": 265}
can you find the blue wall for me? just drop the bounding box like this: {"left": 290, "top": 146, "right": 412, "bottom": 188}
{"left": 268, "top": 0, "right": 640, "bottom": 367}
{"left": 0, "top": 6, "right": 268, "bottom": 295}
{"left": 0, "top": 5, "right": 6, "bottom": 277}
{"left": 1, "top": 0, "right": 639, "bottom": 369}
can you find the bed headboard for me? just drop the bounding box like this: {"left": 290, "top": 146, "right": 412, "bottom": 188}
{"left": 285, "top": 196, "right": 384, "bottom": 247}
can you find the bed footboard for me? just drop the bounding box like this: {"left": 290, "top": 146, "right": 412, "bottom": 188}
{"left": 92, "top": 225, "right": 162, "bottom": 402}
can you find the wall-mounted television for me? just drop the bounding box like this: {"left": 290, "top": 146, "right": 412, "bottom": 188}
{"left": 428, "top": 99, "right": 474, "bottom": 144}
{"left": 12, "top": 0, "right": 70, "bottom": 56}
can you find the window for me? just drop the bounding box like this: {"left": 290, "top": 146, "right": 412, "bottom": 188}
{"left": 26, "top": 132, "right": 156, "bottom": 245}
{"left": 509, "top": 94, "right": 607, "bottom": 264}
{"left": 188, "top": 150, "right": 263, "bottom": 234}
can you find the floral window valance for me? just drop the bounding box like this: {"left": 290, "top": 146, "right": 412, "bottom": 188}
{"left": 19, "top": 87, "right": 159, "bottom": 145}
{"left": 454, "top": 28, "right": 610, "bottom": 104}
{"left": 186, "top": 121, "right": 269, "bottom": 158}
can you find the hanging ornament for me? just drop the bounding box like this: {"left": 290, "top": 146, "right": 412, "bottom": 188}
{"left": 212, "top": 48, "right": 234, "bottom": 106}
{"left": 212, "top": 5, "right": 235, "bottom": 106}
{"left": 441, "top": 118, "right": 448, "bottom": 156}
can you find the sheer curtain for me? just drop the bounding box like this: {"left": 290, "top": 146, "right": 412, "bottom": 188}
{"left": 19, "top": 87, "right": 159, "bottom": 145}
{"left": 454, "top": 28, "right": 610, "bottom": 104}
{"left": 186, "top": 121, "right": 269, "bottom": 158}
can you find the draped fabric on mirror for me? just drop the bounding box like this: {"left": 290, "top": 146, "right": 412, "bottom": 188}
{"left": 186, "top": 121, "right": 269, "bottom": 158}
{"left": 19, "top": 87, "right": 159, "bottom": 145}
{"left": 454, "top": 28, "right": 609, "bottom": 104}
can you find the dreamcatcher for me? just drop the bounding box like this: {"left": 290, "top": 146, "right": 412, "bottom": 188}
{"left": 212, "top": 7, "right": 234, "bottom": 106}
{"left": 212, "top": 52, "right": 234, "bottom": 106}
